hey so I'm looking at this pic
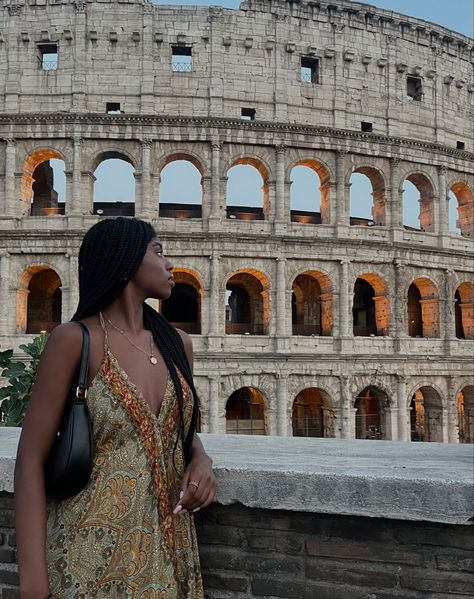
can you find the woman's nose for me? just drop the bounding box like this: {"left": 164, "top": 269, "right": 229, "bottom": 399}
{"left": 167, "top": 260, "right": 174, "bottom": 272}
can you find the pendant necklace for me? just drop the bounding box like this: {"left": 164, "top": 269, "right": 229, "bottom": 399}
{"left": 101, "top": 311, "right": 158, "bottom": 365}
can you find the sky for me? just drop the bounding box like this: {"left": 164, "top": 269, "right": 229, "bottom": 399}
{"left": 50, "top": 0, "right": 471, "bottom": 231}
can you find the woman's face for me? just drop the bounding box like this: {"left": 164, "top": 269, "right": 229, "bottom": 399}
{"left": 132, "top": 238, "right": 174, "bottom": 300}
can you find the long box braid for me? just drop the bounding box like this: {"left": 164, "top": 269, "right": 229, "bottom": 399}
{"left": 71, "top": 217, "right": 199, "bottom": 474}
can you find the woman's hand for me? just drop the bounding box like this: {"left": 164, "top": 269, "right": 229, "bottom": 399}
{"left": 173, "top": 453, "right": 216, "bottom": 515}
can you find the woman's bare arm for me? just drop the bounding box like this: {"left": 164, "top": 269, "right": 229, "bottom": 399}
{"left": 14, "top": 322, "right": 83, "bottom": 599}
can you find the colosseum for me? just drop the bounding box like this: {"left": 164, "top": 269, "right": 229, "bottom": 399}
{"left": 0, "top": 0, "right": 472, "bottom": 443}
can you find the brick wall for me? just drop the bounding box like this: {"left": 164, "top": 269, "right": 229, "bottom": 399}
{"left": 2, "top": 491, "right": 473, "bottom": 599}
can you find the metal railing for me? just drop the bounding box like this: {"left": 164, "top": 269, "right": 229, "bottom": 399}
{"left": 225, "top": 322, "right": 265, "bottom": 335}
{"left": 355, "top": 414, "right": 384, "bottom": 439}
{"left": 226, "top": 418, "right": 265, "bottom": 435}
{"left": 292, "top": 415, "right": 323, "bottom": 437}
{"left": 172, "top": 61, "right": 192, "bottom": 73}
{"left": 42, "top": 61, "right": 58, "bottom": 71}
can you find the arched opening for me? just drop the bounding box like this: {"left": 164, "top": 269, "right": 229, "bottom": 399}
{"left": 448, "top": 191, "right": 461, "bottom": 235}
{"left": 407, "top": 278, "right": 439, "bottom": 338}
{"left": 161, "top": 270, "right": 202, "bottom": 334}
{"left": 455, "top": 282, "right": 474, "bottom": 340}
{"left": 93, "top": 153, "right": 136, "bottom": 216}
{"left": 17, "top": 267, "right": 62, "bottom": 334}
{"left": 23, "top": 150, "right": 66, "bottom": 216}
{"left": 225, "top": 271, "right": 269, "bottom": 335}
{"left": 292, "top": 271, "right": 333, "bottom": 336}
{"left": 290, "top": 160, "right": 331, "bottom": 224}
{"left": 352, "top": 275, "right": 389, "bottom": 337}
{"left": 450, "top": 182, "right": 473, "bottom": 238}
{"left": 292, "top": 388, "right": 334, "bottom": 437}
{"left": 225, "top": 387, "right": 266, "bottom": 435}
{"left": 410, "top": 387, "right": 443, "bottom": 442}
{"left": 159, "top": 156, "right": 203, "bottom": 219}
{"left": 226, "top": 159, "right": 268, "bottom": 221}
{"left": 349, "top": 168, "right": 386, "bottom": 226}
{"left": 354, "top": 386, "right": 389, "bottom": 440}
{"left": 402, "top": 174, "right": 434, "bottom": 232}
{"left": 458, "top": 386, "right": 474, "bottom": 443}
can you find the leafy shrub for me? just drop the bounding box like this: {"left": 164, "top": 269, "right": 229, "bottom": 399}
{"left": 0, "top": 333, "right": 49, "bottom": 426}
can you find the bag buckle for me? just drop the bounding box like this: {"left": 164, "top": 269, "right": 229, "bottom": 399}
{"left": 76, "top": 386, "right": 88, "bottom": 399}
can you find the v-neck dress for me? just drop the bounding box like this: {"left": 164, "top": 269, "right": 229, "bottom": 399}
{"left": 45, "top": 323, "right": 204, "bottom": 599}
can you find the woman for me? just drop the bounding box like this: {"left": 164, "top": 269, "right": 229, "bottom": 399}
{"left": 14, "top": 217, "right": 216, "bottom": 599}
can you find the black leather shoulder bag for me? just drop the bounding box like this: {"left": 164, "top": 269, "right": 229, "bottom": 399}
{"left": 44, "top": 322, "right": 94, "bottom": 501}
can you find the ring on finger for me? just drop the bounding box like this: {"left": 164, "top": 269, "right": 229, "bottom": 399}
{"left": 188, "top": 480, "right": 200, "bottom": 489}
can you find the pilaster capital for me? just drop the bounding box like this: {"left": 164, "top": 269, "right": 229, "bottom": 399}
{"left": 275, "top": 144, "right": 286, "bottom": 155}
{"left": 396, "top": 375, "right": 406, "bottom": 384}
{"left": 211, "top": 140, "right": 223, "bottom": 151}
{"left": 437, "top": 165, "right": 448, "bottom": 175}
{"left": 72, "top": 136, "right": 83, "bottom": 146}
{"left": 3, "top": 138, "right": 16, "bottom": 147}
{"left": 141, "top": 138, "right": 154, "bottom": 148}
{"left": 393, "top": 258, "right": 403, "bottom": 269}
{"left": 339, "top": 258, "right": 350, "bottom": 266}
{"left": 74, "top": 1, "right": 86, "bottom": 13}
{"left": 390, "top": 157, "right": 400, "bottom": 167}
{"left": 336, "top": 149, "right": 347, "bottom": 158}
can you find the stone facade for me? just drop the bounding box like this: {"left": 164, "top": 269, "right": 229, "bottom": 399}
{"left": 0, "top": 0, "right": 473, "bottom": 442}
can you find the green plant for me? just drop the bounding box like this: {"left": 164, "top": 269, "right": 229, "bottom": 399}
{"left": 0, "top": 333, "right": 49, "bottom": 426}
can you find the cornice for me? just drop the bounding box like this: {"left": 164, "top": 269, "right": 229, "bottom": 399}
{"left": 1, "top": 114, "right": 473, "bottom": 162}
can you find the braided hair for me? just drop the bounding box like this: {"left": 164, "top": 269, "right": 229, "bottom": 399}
{"left": 71, "top": 217, "right": 199, "bottom": 469}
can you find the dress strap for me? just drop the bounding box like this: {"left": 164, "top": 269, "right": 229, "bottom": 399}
{"left": 98, "top": 311, "right": 110, "bottom": 352}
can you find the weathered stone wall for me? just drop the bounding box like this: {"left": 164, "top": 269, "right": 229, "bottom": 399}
{"left": 0, "top": 0, "right": 473, "bottom": 441}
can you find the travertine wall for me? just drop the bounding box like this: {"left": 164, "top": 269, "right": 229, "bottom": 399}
{"left": 0, "top": 0, "right": 473, "bottom": 442}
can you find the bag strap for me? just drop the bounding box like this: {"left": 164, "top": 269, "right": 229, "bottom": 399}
{"left": 75, "top": 322, "right": 90, "bottom": 402}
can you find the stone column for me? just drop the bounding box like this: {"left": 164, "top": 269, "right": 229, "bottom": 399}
{"left": 339, "top": 375, "right": 352, "bottom": 438}
{"left": 140, "top": 139, "right": 154, "bottom": 219}
{"left": 390, "top": 158, "right": 402, "bottom": 228}
{"left": 384, "top": 406, "right": 399, "bottom": 440}
{"left": 444, "top": 269, "right": 455, "bottom": 354}
{"left": 275, "top": 144, "right": 286, "bottom": 223}
{"left": 437, "top": 165, "right": 448, "bottom": 236}
{"left": 275, "top": 257, "right": 287, "bottom": 338}
{"left": 335, "top": 150, "right": 347, "bottom": 226}
{"left": 339, "top": 260, "right": 350, "bottom": 338}
{"left": 397, "top": 376, "right": 409, "bottom": 442}
{"left": 208, "top": 376, "right": 220, "bottom": 433}
{"left": 208, "top": 254, "right": 221, "bottom": 349}
{"left": 68, "top": 136, "right": 82, "bottom": 216}
{"left": 4, "top": 139, "right": 16, "bottom": 217}
{"left": 67, "top": 252, "right": 79, "bottom": 320}
{"left": 446, "top": 376, "right": 459, "bottom": 444}
{"left": 392, "top": 259, "right": 404, "bottom": 351}
{"left": 276, "top": 374, "right": 288, "bottom": 436}
{"left": 209, "top": 141, "right": 223, "bottom": 228}
{"left": 0, "top": 251, "right": 12, "bottom": 336}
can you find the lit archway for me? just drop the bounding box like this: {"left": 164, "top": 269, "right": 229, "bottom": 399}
{"left": 402, "top": 174, "right": 435, "bottom": 232}
{"left": 407, "top": 278, "right": 439, "bottom": 338}
{"left": 292, "top": 388, "right": 334, "bottom": 437}
{"left": 455, "top": 282, "right": 474, "bottom": 340}
{"left": 410, "top": 387, "right": 443, "bottom": 442}
{"left": 353, "top": 274, "right": 389, "bottom": 336}
{"left": 23, "top": 149, "right": 66, "bottom": 216}
{"left": 225, "top": 270, "right": 269, "bottom": 335}
{"left": 93, "top": 152, "right": 136, "bottom": 216}
{"left": 450, "top": 182, "right": 473, "bottom": 238}
{"left": 226, "top": 158, "right": 268, "bottom": 220}
{"left": 349, "top": 167, "right": 386, "bottom": 226}
{"left": 354, "top": 386, "right": 389, "bottom": 440}
{"left": 225, "top": 387, "right": 266, "bottom": 435}
{"left": 17, "top": 266, "right": 62, "bottom": 334}
{"left": 161, "top": 270, "right": 202, "bottom": 334}
{"left": 290, "top": 160, "right": 331, "bottom": 224}
{"left": 159, "top": 155, "right": 203, "bottom": 219}
{"left": 458, "top": 386, "right": 474, "bottom": 443}
{"left": 292, "top": 271, "right": 333, "bottom": 336}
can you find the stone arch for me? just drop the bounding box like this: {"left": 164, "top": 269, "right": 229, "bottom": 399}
{"left": 352, "top": 273, "right": 390, "bottom": 336}
{"left": 225, "top": 156, "right": 270, "bottom": 220}
{"left": 161, "top": 268, "right": 203, "bottom": 334}
{"left": 455, "top": 282, "right": 474, "bottom": 340}
{"left": 289, "top": 158, "right": 332, "bottom": 224}
{"left": 225, "top": 269, "right": 270, "bottom": 335}
{"left": 292, "top": 387, "right": 335, "bottom": 437}
{"left": 401, "top": 172, "right": 436, "bottom": 232}
{"left": 22, "top": 148, "right": 67, "bottom": 216}
{"left": 457, "top": 385, "right": 474, "bottom": 443}
{"left": 409, "top": 385, "right": 444, "bottom": 442}
{"left": 407, "top": 277, "right": 440, "bottom": 338}
{"left": 17, "top": 265, "right": 62, "bottom": 334}
{"left": 450, "top": 181, "right": 473, "bottom": 238}
{"left": 353, "top": 385, "right": 391, "bottom": 440}
{"left": 158, "top": 152, "right": 204, "bottom": 218}
{"left": 348, "top": 165, "right": 387, "bottom": 226}
{"left": 291, "top": 270, "right": 334, "bottom": 336}
{"left": 92, "top": 150, "right": 136, "bottom": 217}
{"left": 225, "top": 386, "right": 268, "bottom": 435}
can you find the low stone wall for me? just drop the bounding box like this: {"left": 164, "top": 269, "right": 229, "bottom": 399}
{"left": 1, "top": 430, "right": 473, "bottom": 599}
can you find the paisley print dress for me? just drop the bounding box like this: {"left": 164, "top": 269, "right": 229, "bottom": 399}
{"left": 46, "top": 323, "right": 204, "bottom": 599}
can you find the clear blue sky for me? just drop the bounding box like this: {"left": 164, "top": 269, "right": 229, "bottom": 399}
{"left": 153, "top": 0, "right": 473, "bottom": 37}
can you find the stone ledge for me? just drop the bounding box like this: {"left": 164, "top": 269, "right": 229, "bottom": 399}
{"left": 1, "top": 429, "right": 473, "bottom": 525}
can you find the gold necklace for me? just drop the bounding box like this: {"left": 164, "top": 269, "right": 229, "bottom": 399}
{"left": 101, "top": 311, "right": 158, "bottom": 365}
